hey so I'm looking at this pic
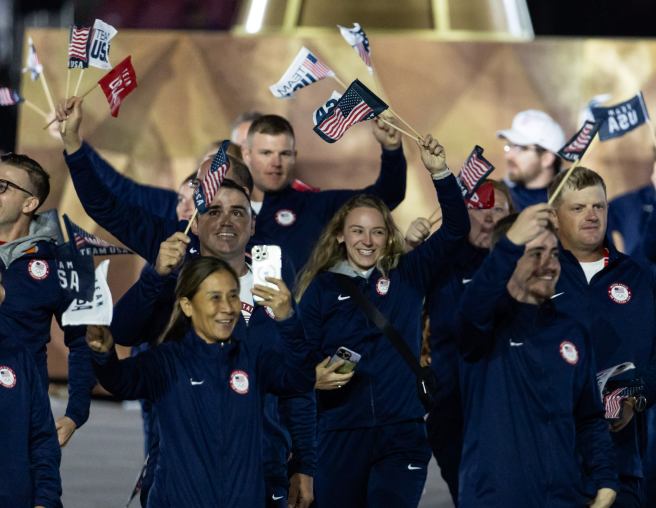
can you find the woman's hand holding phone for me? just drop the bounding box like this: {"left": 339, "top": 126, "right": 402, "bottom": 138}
{"left": 315, "top": 357, "right": 355, "bottom": 390}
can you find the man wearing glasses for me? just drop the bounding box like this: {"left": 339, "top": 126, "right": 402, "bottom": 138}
{"left": 0, "top": 153, "right": 96, "bottom": 448}
{"left": 497, "top": 110, "right": 566, "bottom": 211}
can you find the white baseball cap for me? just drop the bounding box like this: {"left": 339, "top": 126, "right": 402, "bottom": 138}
{"left": 496, "top": 110, "right": 566, "bottom": 154}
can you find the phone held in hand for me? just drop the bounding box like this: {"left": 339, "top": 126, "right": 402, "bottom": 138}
{"left": 251, "top": 245, "right": 282, "bottom": 302}
{"left": 327, "top": 347, "right": 361, "bottom": 374}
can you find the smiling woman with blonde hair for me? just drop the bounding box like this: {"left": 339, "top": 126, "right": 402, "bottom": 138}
{"left": 296, "top": 135, "right": 471, "bottom": 508}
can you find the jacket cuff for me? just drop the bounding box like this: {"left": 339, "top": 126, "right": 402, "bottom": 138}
{"left": 288, "top": 461, "right": 316, "bottom": 478}
{"left": 381, "top": 145, "right": 404, "bottom": 159}
{"left": 64, "top": 411, "right": 83, "bottom": 429}
{"left": 594, "top": 479, "right": 620, "bottom": 495}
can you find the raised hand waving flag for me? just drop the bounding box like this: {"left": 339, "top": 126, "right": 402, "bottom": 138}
{"left": 98, "top": 56, "right": 138, "bottom": 117}
{"left": 270, "top": 47, "right": 334, "bottom": 99}
{"left": 457, "top": 146, "right": 495, "bottom": 199}
{"left": 338, "top": 23, "right": 373, "bottom": 74}
{"left": 557, "top": 119, "right": 603, "bottom": 162}
{"left": 314, "top": 80, "right": 387, "bottom": 143}
{"left": 68, "top": 25, "right": 91, "bottom": 69}
{"left": 194, "top": 140, "right": 231, "bottom": 215}
{"left": 23, "top": 37, "right": 43, "bottom": 81}
{"left": 88, "top": 19, "right": 117, "bottom": 70}
{"left": 591, "top": 92, "right": 650, "bottom": 141}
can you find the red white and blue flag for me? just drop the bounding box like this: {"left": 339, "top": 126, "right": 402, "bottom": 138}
{"left": 338, "top": 23, "right": 373, "bottom": 74}
{"left": 457, "top": 146, "right": 496, "bottom": 199}
{"left": 23, "top": 37, "right": 43, "bottom": 81}
{"left": 195, "top": 140, "right": 231, "bottom": 214}
{"left": 314, "top": 80, "right": 388, "bottom": 143}
{"left": 0, "top": 88, "right": 23, "bottom": 106}
{"left": 68, "top": 25, "right": 91, "bottom": 69}
{"left": 64, "top": 215, "right": 133, "bottom": 255}
{"left": 603, "top": 384, "right": 642, "bottom": 420}
{"left": 270, "top": 47, "right": 335, "bottom": 99}
{"left": 557, "top": 119, "right": 603, "bottom": 162}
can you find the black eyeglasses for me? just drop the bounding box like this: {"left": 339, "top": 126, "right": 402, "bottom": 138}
{"left": 0, "top": 179, "right": 33, "bottom": 196}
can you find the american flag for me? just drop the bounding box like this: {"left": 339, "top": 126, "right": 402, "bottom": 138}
{"left": 338, "top": 23, "right": 373, "bottom": 73}
{"left": 557, "top": 119, "right": 603, "bottom": 163}
{"left": 195, "top": 140, "right": 231, "bottom": 215}
{"left": 301, "top": 53, "right": 332, "bottom": 80}
{"left": 68, "top": 26, "right": 91, "bottom": 63}
{"left": 457, "top": 146, "right": 496, "bottom": 199}
{"left": 23, "top": 37, "right": 43, "bottom": 81}
{"left": 314, "top": 80, "right": 388, "bottom": 143}
{"left": 0, "top": 88, "right": 23, "bottom": 106}
{"left": 63, "top": 215, "right": 133, "bottom": 255}
{"left": 604, "top": 385, "right": 641, "bottom": 420}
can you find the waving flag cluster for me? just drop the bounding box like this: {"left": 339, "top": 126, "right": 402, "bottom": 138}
{"left": 592, "top": 92, "right": 651, "bottom": 141}
{"left": 68, "top": 25, "right": 91, "bottom": 68}
{"left": 314, "top": 80, "right": 387, "bottom": 143}
{"left": 557, "top": 119, "right": 603, "bottom": 162}
{"left": 0, "top": 88, "right": 23, "bottom": 106}
{"left": 98, "top": 56, "right": 138, "bottom": 117}
{"left": 457, "top": 146, "right": 495, "bottom": 199}
{"left": 23, "top": 37, "right": 43, "bottom": 81}
{"left": 270, "top": 47, "right": 334, "bottom": 99}
{"left": 338, "top": 23, "right": 373, "bottom": 74}
{"left": 195, "top": 140, "right": 231, "bottom": 215}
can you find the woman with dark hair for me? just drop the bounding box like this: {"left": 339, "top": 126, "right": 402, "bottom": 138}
{"left": 87, "top": 257, "right": 314, "bottom": 508}
{"left": 296, "top": 135, "right": 470, "bottom": 508}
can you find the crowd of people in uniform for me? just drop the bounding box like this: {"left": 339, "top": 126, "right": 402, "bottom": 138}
{"left": 1, "top": 90, "right": 655, "bottom": 508}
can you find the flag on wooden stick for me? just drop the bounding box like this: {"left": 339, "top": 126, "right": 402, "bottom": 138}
{"left": 23, "top": 37, "right": 43, "bottom": 81}
{"left": 194, "top": 140, "right": 231, "bottom": 215}
{"left": 338, "top": 23, "right": 373, "bottom": 74}
{"left": 0, "top": 88, "right": 23, "bottom": 106}
{"left": 270, "top": 47, "right": 334, "bottom": 99}
{"left": 68, "top": 26, "right": 92, "bottom": 69}
{"left": 456, "top": 146, "right": 495, "bottom": 199}
{"left": 98, "top": 56, "right": 137, "bottom": 117}
{"left": 88, "top": 19, "right": 117, "bottom": 70}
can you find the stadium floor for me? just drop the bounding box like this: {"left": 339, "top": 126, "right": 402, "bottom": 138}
{"left": 51, "top": 398, "right": 454, "bottom": 507}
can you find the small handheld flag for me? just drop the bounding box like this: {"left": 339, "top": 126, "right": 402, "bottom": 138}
{"left": 592, "top": 92, "right": 650, "bottom": 141}
{"left": 194, "top": 140, "right": 231, "bottom": 215}
{"left": 88, "top": 19, "right": 117, "bottom": 70}
{"left": 0, "top": 88, "right": 23, "bottom": 106}
{"left": 456, "top": 146, "right": 495, "bottom": 199}
{"left": 338, "top": 23, "right": 373, "bottom": 74}
{"left": 98, "top": 56, "right": 138, "bottom": 117}
{"left": 63, "top": 215, "right": 133, "bottom": 256}
{"left": 23, "top": 37, "right": 43, "bottom": 81}
{"left": 313, "top": 91, "right": 342, "bottom": 125}
{"left": 313, "top": 80, "right": 388, "bottom": 143}
{"left": 465, "top": 181, "right": 495, "bottom": 210}
{"left": 61, "top": 260, "right": 113, "bottom": 327}
{"left": 270, "top": 47, "right": 335, "bottom": 99}
{"left": 68, "top": 26, "right": 92, "bottom": 69}
{"left": 557, "top": 120, "right": 603, "bottom": 162}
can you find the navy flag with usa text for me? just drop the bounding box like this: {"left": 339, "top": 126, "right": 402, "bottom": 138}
{"left": 591, "top": 92, "right": 650, "bottom": 141}
{"left": 457, "top": 146, "right": 495, "bottom": 199}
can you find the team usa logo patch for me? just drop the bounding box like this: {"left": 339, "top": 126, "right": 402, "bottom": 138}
{"left": 275, "top": 209, "right": 296, "bottom": 226}
{"left": 608, "top": 283, "right": 631, "bottom": 304}
{"left": 265, "top": 306, "right": 276, "bottom": 320}
{"left": 230, "top": 370, "right": 249, "bottom": 394}
{"left": 376, "top": 277, "right": 390, "bottom": 296}
{"left": 559, "top": 341, "right": 579, "bottom": 365}
{"left": 28, "top": 259, "right": 49, "bottom": 280}
{"left": 0, "top": 366, "right": 16, "bottom": 388}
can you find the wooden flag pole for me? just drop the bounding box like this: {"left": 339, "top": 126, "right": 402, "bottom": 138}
{"left": 62, "top": 68, "right": 71, "bottom": 133}
{"left": 43, "top": 82, "right": 99, "bottom": 130}
{"left": 388, "top": 108, "right": 423, "bottom": 140}
{"left": 378, "top": 117, "right": 419, "bottom": 142}
{"left": 430, "top": 214, "right": 443, "bottom": 227}
{"left": 427, "top": 206, "right": 441, "bottom": 223}
{"left": 39, "top": 72, "right": 56, "bottom": 114}
{"left": 184, "top": 210, "right": 198, "bottom": 235}
{"left": 23, "top": 99, "right": 49, "bottom": 119}
{"left": 332, "top": 75, "right": 348, "bottom": 90}
{"left": 73, "top": 69, "right": 85, "bottom": 96}
{"left": 548, "top": 159, "right": 581, "bottom": 206}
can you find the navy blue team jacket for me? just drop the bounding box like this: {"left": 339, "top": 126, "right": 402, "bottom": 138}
{"left": 455, "top": 236, "right": 619, "bottom": 508}
{"left": 92, "top": 317, "right": 315, "bottom": 508}
{"left": 504, "top": 178, "right": 548, "bottom": 212}
{"left": 552, "top": 238, "right": 656, "bottom": 478}
{"left": 0, "top": 339, "right": 62, "bottom": 508}
{"left": 607, "top": 185, "right": 656, "bottom": 257}
{"left": 248, "top": 146, "right": 407, "bottom": 271}
{"left": 299, "top": 174, "right": 469, "bottom": 432}
{"left": 0, "top": 240, "right": 95, "bottom": 427}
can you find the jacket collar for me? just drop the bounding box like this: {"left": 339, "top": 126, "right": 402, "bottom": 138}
{"left": 0, "top": 215, "right": 59, "bottom": 267}
{"left": 558, "top": 235, "right": 621, "bottom": 266}
{"left": 262, "top": 184, "right": 295, "bottom": 205}
{"left": 329, "top": 259, "right": 376, "bottom": 280}
{"left": 182, "top": 327, "right": 241, "bottom": 359}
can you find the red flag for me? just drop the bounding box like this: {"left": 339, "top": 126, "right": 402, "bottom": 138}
{"left": 98, "top": 56, "right": 137, "bottom": 117}
{"left": 292, "top": 179, "right": 320, "bottom": 192}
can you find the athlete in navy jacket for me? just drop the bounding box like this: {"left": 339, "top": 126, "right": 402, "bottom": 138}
{"left": 296, "top": 135, "right": 470, "bottom": 508}
{"left": 548, "top": 167, "right": 656, "bottom": 507}
{"left": 607, "top": 184, "right": 655, "bottom": 256}
{"left": 0, "top": 153, "right": 95, "bottom": 447}
{"left": 89, "top": 258, "right": 315, "bottom": 508}
{"left": 0, "top": 274, "right": 63, "bottom": 508}
{"left": 456, "top": 207, "right": 618, "bottom": 508}
{"left": 242, "top": 115, "right": 407, "bottom": 271}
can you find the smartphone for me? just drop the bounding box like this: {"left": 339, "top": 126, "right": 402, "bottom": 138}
{"left": 251, "top": 245, "right": 282, "bottom": 302}
{"left": 327, "top": 347, "right": 361, "bottom": 374}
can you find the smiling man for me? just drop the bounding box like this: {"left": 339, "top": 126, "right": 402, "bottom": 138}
{"left": 455, "top": 204, "right": 618, "bottom": 508}
{"left": 548, "top": 167, "right": 656, "bottom": 508}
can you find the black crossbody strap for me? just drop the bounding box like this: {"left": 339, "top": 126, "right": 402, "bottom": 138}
{"left": 335, "top": 274, "right": 421, "bottom": 376}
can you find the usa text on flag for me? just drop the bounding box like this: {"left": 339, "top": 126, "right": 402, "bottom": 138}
{"left": 195, "top": 140, "right": 231, "bottom": 215}
{"left": 22, "top": 37, "right": 43, "bottom": 81}
{"left": 63, "top": 215, "right": 133, "bottom": 256}
{"left": 0, "top": 88, "right": 23, "bottom": 106}
{"left": 98, "top": 56, "right": 138, "bottom": 117}
{"left": 88, "top": 19, "right": 117, "bottom": 70}
{"left": 68, "top": 26, "right": 91, "bottom": 69}
{"left": 313, "top": 80, "right": 388, "bottom": 143}
{"left": 556, "top": 120, "right": 602, "bottom": 162}
{"left": 457, "top": 146, "right": 495, "bottom": 199}
{"left": 270, "top": 47, "right": 335, "bottom": 99}
{"left": 313, "top": 91, "right": 342, "bottom": 125}
{"left": 592, "top": 92, "right": 650, "bottom": 141}
{"left": 338, "top": 23, "right": 373, "bottom": 74}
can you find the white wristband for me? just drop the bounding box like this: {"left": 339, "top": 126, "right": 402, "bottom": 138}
{"left": 431, "top": 167, "right": 451, "bottom": 180}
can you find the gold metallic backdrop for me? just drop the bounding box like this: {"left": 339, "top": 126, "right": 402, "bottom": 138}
{"left": 15, "top": 29, "right": 656, "bottom": 380}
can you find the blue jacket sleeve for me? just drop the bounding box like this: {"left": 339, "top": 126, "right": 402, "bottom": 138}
{"left": 297, "top": 279, "right": 326, "bottom": 367}
{"left": 111, "top": 264, "right": 171, "bottom": 347}
{"left": 455, "top": 236, "right": 524, "bottom": 362}
{"left": 27, "top": 350, "right": 63, "bottom": 508}
{"left": 64, "top": 145, "right": 185, "bottom": 264}
{"left": 398, "top": 174, "right": 471, "bottom": 291}
{"left": 82, "top": 142, "right": 179, "bottom": 219}
{"left": 573, "top": 334, "right": 620, "bottom": 492}
{"left": 279, "top": 391, "right": 316, "bottom": 477}
{"left": 92, "top": 345, "right": 177, "bottom": 402}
